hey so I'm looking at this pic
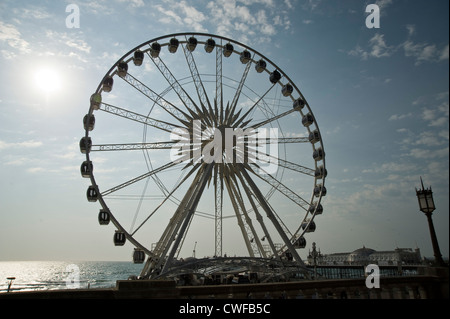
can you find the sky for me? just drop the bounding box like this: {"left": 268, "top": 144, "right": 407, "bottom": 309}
{"left": 0, "top": 0, "right": 448, "bottom": 263}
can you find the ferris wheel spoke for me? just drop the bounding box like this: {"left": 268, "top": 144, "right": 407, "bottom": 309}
{"left": 101, "top": 161, "right": 179, "bottom": 197}
{"left": 233, "top": 82, "right": 277, "bottom": 128}
{"left": 251, "top": 107, "right": 298, "bottom": 130}
{"left": 121, "top": 72, "right": 191, "bottom": 126}
{"left": 238, "top": 166, "right": 305, "bottom": 265}
{"left": 99, "top": 102, "right": 182, "bottom": 133}
{"left": 130, "top": 162, "right": 203, "bottom": 237}
{"left": 248, "top": 163, "right": 310, "bottom": 211}
{"left": 229, "top": 172, "right": 270, "bottom": 258}
{"left": 255, "top": 149, "right": 315, "bottom": 177}
{"left": 91, "top": 141, "right": 178, "bottom": 152}
{"left": 148, "top": 53, "right": 202, "bottom": 120}
{"left": 225, "top": 53, "right": 254, "bottom": 126}
{"left": 182, "top": 36, "right": 213, "bottom": 111}
{"left": 234, "top": 169, "right": 278, "bottom": 258}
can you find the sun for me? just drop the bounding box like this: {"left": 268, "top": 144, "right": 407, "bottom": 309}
{"left": 34, "top": 67, "right": 62, "bottom": 95}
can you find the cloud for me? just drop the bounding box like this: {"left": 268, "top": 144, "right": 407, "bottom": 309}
{"left": 0, "top": 140, "right": 43, "bottom": 150}
{"left": 347, "top": 25, "right": 448, "bottom": 65}
{"left": 0, "top": 21, "right": 31, "bottom": 55}
{"left": 117, "top": 0, "right": 145, "bottom": 8}
{"left": 154, "top": 1, "right": 207, "bottom": 32}
{"left": 45, "top": 30, "right": 91, "bottom": 54}
{"left": 388, "top": 113, "right": 412, "bottom": 121}
{"left": 401, "top": 25, "right": 449, "bottom": 66}
{"left": 422, "top": 102, "right": 449, "bottom": 127}
{"left": 347, "top": 33, "right": 394, "bottom": 60}
{"left": 408, "top": 147, "right": 449, "bottom": 159}
{"left": 205, "top": 0, "right": 291, "bottom": 42}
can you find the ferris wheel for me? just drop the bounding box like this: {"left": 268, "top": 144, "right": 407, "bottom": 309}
{"left": 80, "top": 33, "right": 327, "bottom": 279}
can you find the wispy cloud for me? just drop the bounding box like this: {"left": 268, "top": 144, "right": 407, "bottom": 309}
{"left": 0, "top": 140, "right": 43, "bottom": 150}
{"left": 154, "top": 0, "right": 207, "bottom": 32}
{"left": 0, "top": 21, "right": 31, "bottom": 57}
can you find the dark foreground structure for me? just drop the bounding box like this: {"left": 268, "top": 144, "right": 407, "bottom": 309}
{"left": 0, "top": 267, "right": 447, "bottom": 299}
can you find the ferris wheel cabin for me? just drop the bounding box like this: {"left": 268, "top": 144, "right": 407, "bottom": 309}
{"left": 114, "top": 231, "right": 126, "bottom": 246}
{"left": 133, "top": 50, "right": 144, "bottom": 66}
{"left": 150, "top": 42, "right": 161, "bottom": 58}
{"left": 186, "top": 36, "right": 198, "bottom": 52}
{"left": 80, "top": 160, "right": 93, "bottom": 178}
{"left": 117, "top": 61, "right": 128, "bottom": 77}
{"left": 168, "top": 38, "right": 179, "bottom": 53}
{"left": 98, "top": 209, "right": 110, "bottom": 225}
{"left": 204, "top": 38, "right": 216, "bottom": 53}
{"left": 102, "top": 76, "right": 113, "bottom": 92}
{"left": 223, "top": 43, "right": 234, "bottom": 57}
{"left": 255, "top": 59, "right": 266, "bottom": 73}
{"left": 90, "top": 93, "right": 102, "bottom": 110}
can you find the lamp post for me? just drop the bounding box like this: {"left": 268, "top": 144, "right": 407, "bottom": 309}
{"left": 415, "top": 177, "right": 445, "bottom": 267}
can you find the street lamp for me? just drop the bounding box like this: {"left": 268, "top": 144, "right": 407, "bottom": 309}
{"left": 415, "top": 177, "right": 445, "bottom": 267}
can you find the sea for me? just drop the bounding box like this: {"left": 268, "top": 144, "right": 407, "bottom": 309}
{"left": 0, "top": 261, "right": 143, "bottom": 292}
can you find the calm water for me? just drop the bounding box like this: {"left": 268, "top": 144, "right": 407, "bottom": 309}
{"left": 0, "top": 261, "right": 144, "bottom": 292}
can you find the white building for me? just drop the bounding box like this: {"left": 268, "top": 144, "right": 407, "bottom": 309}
{"left": 307, "top": 244, "right": 422, "bottom": 266}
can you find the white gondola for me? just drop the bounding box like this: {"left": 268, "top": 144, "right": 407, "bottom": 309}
{"left": 186, "top": 36, "right": 197, "bottom": 52}
{"left": 102, "top": 76, "right": 113, "bottom": 92}
{"left": 114, "top": 231, "right": 126, "bottom": 246}
{"left": 301, "top": 220, "right": 316, "bottom": 233}
{"left": 302, "top": 113, "right": 314, "bottom": 127}
{"left": 90, "top": 93, "right": 102, "bottom": 110}
{"left": 133, "top": 249, "right": 146, "bottom": 264}
{"left": 309, "top": 130, "right": 320, "bottom": 144}
{"left": 98, "top": 209, "right": 110, "bottom": 225}
{"left": 204, "top": 38, "right": 215, "bottom": 53}
{"left": 168, "top": 38, "right": 179, "bottom": 53}
{"left": 269, "top": 70, "right": 281, "bottom": 84}
{"left": 308, "top": 202, "right": 323, "bottom": 215}
{"left": 87, "top": 186, "right": 98, "bottom": 202}
{"left": 80, "top": 160, "right": 93, "bottom": 178}
{"left": 313, "top": 147, "right": 325, "bottom": 161}
{"left": 314, "top": 184, "right": 327, "bottom": 197}
{"left": 281, "top": 84, "right": 293, "bottom": 97}
{"left": 293, "top": 236, "right": 307, "bottom": 249}
{"left": 83, "top": 114, "right": 95, "bottom": 131}
{"left": 150, "top": 42, "right": 161, "bottom": 58}
{"left": 133, "top": 50, "right": 144, "bottom": 66}
{"left": 79, "top": 137, "right": 92, "bottom": 154}
{"left": 117, "top": 61, "right": 128, "bottom": 77}
{"left": 255, "top": 59, "right": 266, "bottom": 73}
{"left": 315, "top": 166, "right": 327, "bottom": 179}
{"left": 293, "top": 98, "right": 305, "bottom": 110}
{"left": 240, "top": 50, "right": 251, "bottom": 64}
{"left": 223, "top": 43, "right": 233, "bottom": 57}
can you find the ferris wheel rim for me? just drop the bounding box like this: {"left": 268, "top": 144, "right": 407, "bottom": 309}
{"left": 82, "top": 32, "right": 327, "bottom": 273}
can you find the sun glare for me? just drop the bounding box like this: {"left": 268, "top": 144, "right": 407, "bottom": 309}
{"left": 34, "top": 68, "right": 62, "bottom": 95}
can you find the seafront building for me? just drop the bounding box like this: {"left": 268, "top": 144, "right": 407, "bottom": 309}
{"left": 306, "top": 244, "right": 423, "bottom": 266}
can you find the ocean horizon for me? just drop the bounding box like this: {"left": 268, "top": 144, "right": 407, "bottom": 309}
{"left": 0, "top": 261, "right": 143, "bottom": 292}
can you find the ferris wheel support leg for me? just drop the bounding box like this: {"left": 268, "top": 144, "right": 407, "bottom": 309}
{"left": 140, "top": 164, "right": 205, "bottom": 278}
{"left": 239, "top": 166, "right": 305, "bottom": 267}
{"left": 235, "top": 170, "right": 276, "bottom": 259}
{"left": 159, "top": 162, "right": 215, "bottom": 276}
{"left": 223, "top": 176, "right": 256, "bottom": 257}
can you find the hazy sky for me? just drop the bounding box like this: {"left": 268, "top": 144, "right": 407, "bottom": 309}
{"left": 0, "top": 0, "right": 448, "bottom": 262}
